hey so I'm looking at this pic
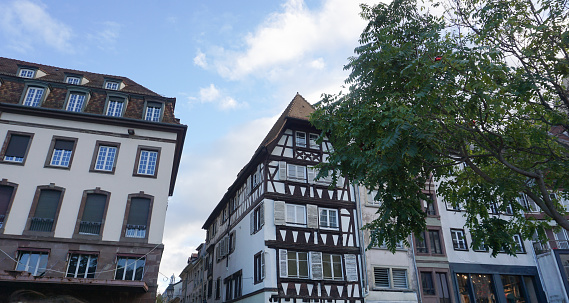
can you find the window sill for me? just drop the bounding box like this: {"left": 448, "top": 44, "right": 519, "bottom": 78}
{"left": 44, "top": 165, "right": 71, "bottom": 170}
{"left": 453, "top": 248, "right": 469, "bottom": 251}
{"left": 89, "top": 168, "right": 116, "bottom": 175}
{"left": 132, "top": 173, "right": 158, "bottom": 179}
{"left": 0, "top": 160, "right": 25, "bottom": 166}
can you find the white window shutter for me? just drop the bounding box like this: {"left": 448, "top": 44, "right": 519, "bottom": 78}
{"left": 250, "top": 212, "right": 255, "bottom": 234}
{"left": 310, "top": 252, "right": 323, "bottom": 280}
{"left": 259, "top": 202, "right": 265, "bottom": 228}
{"left": 220, "top": 237, "right": 226, "bottom": 257}
{"left": 307, "top": 166, "right": 315, "bottom": 184}
{"left": 279, "top": 162, "right": 287, "bottom": 181}
{"left": 298, "top": 166, "right": 306, "bottom": 182}
{"left": 261, "top": 251, "right": 265, "bottom": 279}
{"left": 279, "top": 249, "right": 288, "bottom": 278}
{"left": 247, "top": 176, "right": 252, "bottom": 194}
{"left": 345, "top": 254, "right": 358, "bottom": 281}
{"left": 274, "top": 201, "right": 285, "bottom": 225}
{"left": 216, "top": 245, "right": 221, "bottom": 260}
{"left": 307, "top": 204, "right": 319, "bottom": 229}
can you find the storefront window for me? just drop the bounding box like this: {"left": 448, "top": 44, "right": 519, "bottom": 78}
{"left": 457, "top": 274, "right": 472, "bottom": 303}
{"left": 501, "top": 275, "right": 526, "bottom": 303}
{"left": 471, "top": 274, "right": 497, "bottom": 303}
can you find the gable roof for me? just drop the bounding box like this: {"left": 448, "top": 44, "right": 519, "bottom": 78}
{"left": 202, "top": 93, "right": 315, "bottom": 229}
{"left": 0, "top": 57, "right": 161, "bottom": 97}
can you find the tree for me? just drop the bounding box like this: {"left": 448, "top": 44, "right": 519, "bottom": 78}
{"left": 311, "top": 0, "right": 569, "bottom": 256}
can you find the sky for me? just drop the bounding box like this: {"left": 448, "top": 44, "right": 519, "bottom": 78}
{"left": 0, "top": 0, "right": 382, "bottom": 292}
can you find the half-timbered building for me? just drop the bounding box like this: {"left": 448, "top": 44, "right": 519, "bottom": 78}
{"left": 201, "top": 94, "right": 364, "bottom": 303}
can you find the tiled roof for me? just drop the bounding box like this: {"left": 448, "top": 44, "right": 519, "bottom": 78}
{"left": 0, "top": 57, "right": 161, "bottom": 97}
{"left": 259, "top": 93, "right": 314, "bottom": 149}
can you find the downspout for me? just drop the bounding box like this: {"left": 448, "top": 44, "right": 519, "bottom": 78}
{"left": 410, "top": 235, "right": 422, "bottom": 303}
{"left": 353, "top": 183, "right": 370, "bottom": 298}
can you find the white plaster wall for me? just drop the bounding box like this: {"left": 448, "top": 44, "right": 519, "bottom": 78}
{"left": 0, "top": 112, "right": 177, "bottom": 244}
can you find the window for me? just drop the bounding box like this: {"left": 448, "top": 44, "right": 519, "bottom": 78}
{"left": 250, "top": 203, "right": 264, "bottom": 234}
{"left": 224, "top": 271, "right": 242, "bottom": 300}
{"left": 309, "top": 133, "right": 319, "bottom": 149}
{"left": 374, "top": 268, "right": 408, "bottom": 289}
{"left": 513, "top": 234, "right": 525, "bottom": 253}
{"left": 16, "top": 251, "right": 48, "bottom": 276}
{"left": 66, "top": 92, "right": 86, "bottom": 112}
{"left": 367, "top": 190, "right": 381, "bottom": 206}
{"left": 215, "top": 277, "right": 221, "bottom": 299}
{"left": 518, "top": 194, "right": 539, "bottom": 213}
{"left": 451, "top": 229, "right": 468, "bottom": 250}
{"left": 144, "top": 101, "right": 162, "bottom": 122}
{"left": 78, "top": 193, "right": 107, "bottom": 235}
{"left": 378, "top": 240, "right": 405, "bottom": 249}
{"left": 424, "top": 193, "right": 437, "bottom": 216}
{"left": 322, "top": 253, "right": 342, "bottom": 280}
{"left": 421, "top": 272, "right": 436, "bottom": 295}
{"left": 287, "top": 251, "right": 309, "bottom": 278}
{"left": 286, "top": 163, "right": 306, "bottom": 182}
{"left": 254, "top": 251, "right": 265, "bottom": 283}
{"left": 66, "top": 253, "right": 97, "bottom": 278}
{"left": 22, "top": 86, "right": 45, "bottom": 106}
{"left": 555, "top": 229, "right": 569, "bottom": 249}
{"left": 1, "top": 132, "right": 32, "bottom": 164}
{"left": 19, "top": 69, "right": 35, "bottom": 78}
{"left": 66, "top": 76, "right": 81, "bottom": 85}
{"left": 307, "top": 166, "right": 333, "bottom": 185}
{"left": 0, "top": 184, "right": 16, "bottom": 229}
{"left": 115, "top": 256, "right": 145, "bottom": 280}
{"left": 91, "top": 142, "right": 119, "bottom": 173}
{"left": 319, "top": 208, "right": 338, "bottom": 229}
{"left": 436, "top": 272, "right": 451, "bottom": 303}
{"left": 416, "top": 232, "right": 429, "bottom": 253}
{"left": 28, "top": 188, "right": 63, "bottom": 232}
{"left": 295, "top": 131, "right": 306, "bottom": 147}
{"left": 286, "top": 204, "right": 306, "bottom": 226}
{"left": 446, "top": 202, "right": 462, "bottom": 211}
{"left": 106, "top": 97, "right": 125, "bottom": 117}
{"left": 473, "top": 240, "right": 489, "bottom": 252}
{"left": 124, "top": 197, "right": 151, "bottom": 239}
{"left": 105, "top": 81, "right": 120, "bottom": 90}
{"left": 416, "top": 229, "right": 444, "bottom": 255}
{"left": 428, "top": 230, "right": 443, "bottom": 254}
{"left": 135, "top": 147, "right": 160, "bottom": 177}
{"left": 46, "top": 137, "right": 76, "bottom": 168}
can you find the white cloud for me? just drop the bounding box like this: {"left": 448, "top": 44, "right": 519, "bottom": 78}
{"left": 0, "top": 0, "right": 73, "bottom": 53}
{"left": 212, "top": 0, "right": 381, "bottom": 80}
{"left": 195, "top": 84, "right": 245, "bottom": 110}
{"left": 193, "top": 49, "right": 208, "bottom": 68}
{"left": 88, "top": 21, "right": 121, "bottom": 52}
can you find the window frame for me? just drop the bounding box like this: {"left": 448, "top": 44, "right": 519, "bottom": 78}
{"left": 89, "top": 141, "right": 121, "bottom": 174}
{"left": 286, "top": 251, "right": 309, "bottom": 279}
{"left": 104, "top": 95, "right": 128, "bottom": 117}
{"left": 322, "top": 253, "right": 343, "bottom": 281}
{"left": 295, "top": 131, "right": 307, "bottom": 148}
{"left": 20, "top": 82, "right": 49, "bottom": 107}
{"left": 373, "top": 267, "right": 409, "bottom": 289}
{"left": 319, "top": 208, "right": 339, "bottom": 230}
{"left": 18, "top": 68, "right": 36, "bottom": 78}
{"left": 44, "top": 136, "right": 78, "bottom": 169}
{"left": 286, "top": 163, "right": 307, "bottom": 182}
{"left": 66, "top": 252, "right": 98, "bottom": 278}
{"left": 254, "top": 251, "right": 265, "bottom": 284}
{"left": 104, "top": 79, "right": 121, "bottom": 90}
{"left": 73, "top": 188, "right": 110, "bottom": 240}
{"left": 114, "top": 255, "right": 145, "bottom": 281}
{"left": 450, "top": 229, "right": 469, "bottom": 251}
{"left": 133, "top": 146, "right": 161, "bottom": 178}
{"left": 16, "top": 250, "right": 49, "bottom": 276}
{"left": 286, "top": 204, "right": 307, "bottom": 226}
{"left": 0, "top": 180, "right": 18, "bottom": 233}
{"left": 23, "top": 185, "right": 65, "bottom": 237}
{"left": 120, "top": 193, "right": 154, "bottom": 243}
{"left": 0, "top": 131, "right": 34, "bottom": 165}
{"left": 65, "top": 75, "right": 82, "bottom": 85}
{"left": 422, "top": 192, "right": 438, "bottom": 217}
{"left": 143, "top": 100, "right": 164, "bottom": 122}
{"left": 309, "top": 133, "right": 320, "bottom": 149}
{"left": 64, "top": 89, "right": 90, "bottom": 112}
{"left": 414, "top": 228, "right": 446, "bottom": 256}
{"left": 513, "top": 234, "right": 526, "bottom": 253}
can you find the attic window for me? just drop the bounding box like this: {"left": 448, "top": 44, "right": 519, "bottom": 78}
{"left": 104, "top": 81, "right": 120, "bottom": 90}
{"left": 19, "top": 69, "right": 35, "bottom": 78}
{"left": 66, "top": 76, "right": 81, "bottom": 85}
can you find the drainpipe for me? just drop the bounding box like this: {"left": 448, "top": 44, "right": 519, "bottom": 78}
{"left": 410, "top": 236, "right": 422, "bottom": 303}
{"left": 353, "top": 184, "right": 369, "bottom": 298}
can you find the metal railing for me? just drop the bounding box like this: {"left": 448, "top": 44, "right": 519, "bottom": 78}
{"left": 29, "top": 217, "right": 54, "bottom": 232}
{"left": 125, "top": 224, "right": 146, "bottom": 238}
{"left": 533, "top": 240, "right": 569, "bottom": 255}
{"left": 78, "top": 221, "right": 102, "bottom": 235}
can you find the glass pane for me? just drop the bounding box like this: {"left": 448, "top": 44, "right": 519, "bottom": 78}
{"left": 332, "top": 255, "right": 342, "bottom": 279}
{"left": 421, "top": 272, "right": 435, "bottom": 295}
{"left": 287, "top": 205, "right": 295, "bottom": 222}
{"left": 87, "top": 256, "right": 97, "bottom": 278}
{"left": 135, "top": 259, "right": 145, "bottom": 280}
{"left": 436, "top": 272, "right": 451, "bottom": 303}
{"left": 429, "top": 230, "right": 442, "bottom": 254}
{"left": 124, "top": 258, "right": 135, "bottom": 280}
{"left": 297, "top": 206, "right": 305, "bottom": 224}
{"left": 320, "top": 210, "right": 328, "bottom": 227}
{"left": 323, "top": 254, "right": 332, "bottom": 278}
{"left": 471, "top": 274, "right": 496, "bottom": 303}
{"left": 77, "top": 255, "right": 88, "bottom": 278}
{"left": 17, "top": 253, "right": 29, "bottom": 271}
{"left": 115, "top": 258, "right": 126, "bottom": 280}
{"left": 501, "top": 275, "right": 526, "bottom": 303}
{"left": 298, "top": 254, "right": 308, "bottom": 278}
{"left": 38, "top": 253, "right": 48, "bottom": 276}
{"left": 67, "top": 254, "right": 78, "bottom": 277}
{"left": 457, "top": 274, "right": 472, "bottom": 303}
{"left": 287, "top": 252, "right": 297, "bottom": 277}
{"left": 523, "top": 276, "right": 538, "bottom": 303}
{"left": 29, "top": 253, "right": 39, "bottom": 275}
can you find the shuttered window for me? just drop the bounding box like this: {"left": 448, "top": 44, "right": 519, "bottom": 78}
{"left": 250, "top": 203, "right": 264, "bottom": 234}
{"left": 286, "top": 164, "right": 306, "bottom": 182}
{"left": 274, "top": 201, "right": 285, "bottom": 225}
{"left": 3, "top": 134, "right": 31, "bottom": 163}
{"left": 375, "top": 268, "right": 408, "bottom": 289}
{"left": 374, "top": 268, "right": 390, "bottom": 288}
{"left": 29, "top": 189, "right": 62, "bottom": 232}
{"left": 319, "top": 208, "right": 338, "bottom": 229}
{"left": 50, "top": 139, "right": 75, "bottom": 167}
{"left": 287, "top": 251, "right": 309, "bottom": 279}
{"left": 286, "top": 204, "right": 306, "bottom": 226}
{"left": 392, "top": 269, "right": 408, "bottom": 288}
{"left": 125, "top": 197, "right": 150, "bottom": 238}
{"left": 79, "top": 193, "right": 107, "bottom": 235}
{"left": 322, "top": 253, "right": 342, "bottom": 280}
{"left": 254, "top": 251, "right": 265, "bottom": 283}
{"left": 0, "top": 185, "right": 15, "bottom": 227}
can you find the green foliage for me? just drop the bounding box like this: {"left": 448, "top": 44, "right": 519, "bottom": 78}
{"left": 311, "top": 0, "right": 569, "bottom": 256}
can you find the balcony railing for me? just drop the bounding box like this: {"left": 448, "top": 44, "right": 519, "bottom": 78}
{"left": 78, "top": 221, "right": 102, "bottom": 235}
{"left": 533, "top": 240, "right": 569, "bottom": 255}
{"left": 125, "top": 225, "right": 146, "bottom": 238}
{"left": 29, "top": 217, "right": 54, "bottom": 232}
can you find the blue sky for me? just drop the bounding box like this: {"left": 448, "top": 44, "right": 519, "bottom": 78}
{"left": 0, "top": 0, "right": 381, "bottom": 292}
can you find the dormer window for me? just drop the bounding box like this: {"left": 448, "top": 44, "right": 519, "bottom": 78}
{"left": 104, "top": 81, "right": 120, "bottom": 90}
{"left": 66, "top": 92, "right": 87, "bottom": 112}
{"left": 144, "top": 101, "right": 163, "bottom": 122}
{"left": 106, "top": 97, "right": 126, "bottom": 117}
{"left": 22, "top": 86, "right": 47, "bottom": 107}
{"left": 19, "top": 69, "right": 35, "bottom": 78}
{"left": 66, "top": 76, "right": 81, "bottom": 85}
